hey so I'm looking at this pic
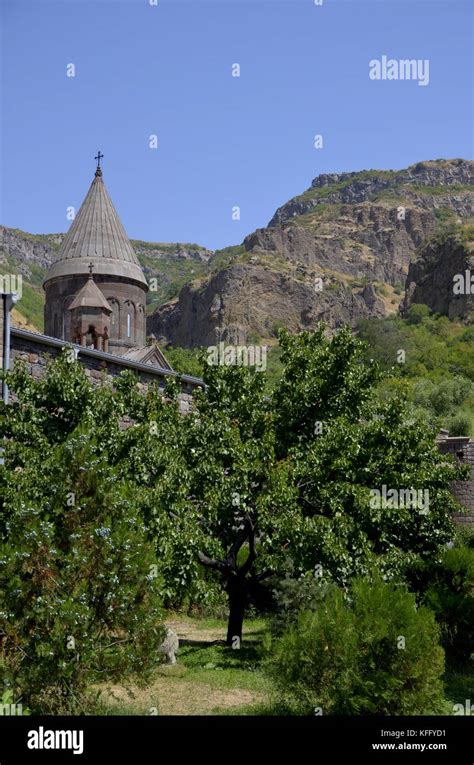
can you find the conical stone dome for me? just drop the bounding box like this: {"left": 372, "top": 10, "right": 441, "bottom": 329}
{"left": 44, "top": 161, "right": 148, "bottom": 355}
{"left": 44, "top": 168, "right": 147, "bottom": 287}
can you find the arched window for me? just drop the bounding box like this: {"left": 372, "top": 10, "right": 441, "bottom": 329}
{"left": 123, "top": 300, "right": 136, "bottom": 342}
{"left": 107, "top": 298, "right": 119, "bottom": 338}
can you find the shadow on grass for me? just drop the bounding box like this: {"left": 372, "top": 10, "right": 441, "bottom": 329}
{"left": 179, "top": 640, "right": 265, "bottom": 672}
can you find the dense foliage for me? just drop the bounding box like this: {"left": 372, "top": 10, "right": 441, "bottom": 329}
{"left": 0, "top": 324, "right": 469, "bottom": 710}
{"left": 358, "top": 308, "right": 474, "bottom": 434}
{"left": 268, "top": 578, "right": 447, "bottom": 715}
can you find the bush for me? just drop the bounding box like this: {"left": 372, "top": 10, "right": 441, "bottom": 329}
{"left": 446, "top": 412, "right": 473, "bottom": 436}
{"left": 271, "top": 575, "right": 336, "bottom": 634}
{"left": 267, "top": 578, "right": 446, "bottom": 715}
{"left": 421, "top": 546, "right": 474, "bottom": 666}
{"left": 407, "top": 304, "right": 431, "bottom": 325}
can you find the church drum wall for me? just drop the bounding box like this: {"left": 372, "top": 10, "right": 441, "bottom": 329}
{"left": 44, "top": 275, "right": 147, "bottom": 354}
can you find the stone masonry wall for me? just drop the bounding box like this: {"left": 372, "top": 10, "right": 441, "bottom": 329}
{"left": 437, "top": 433, "right": 474, "bottom": 527}
{"left": 6, "top": 328, "right": 202, "bottom": 415}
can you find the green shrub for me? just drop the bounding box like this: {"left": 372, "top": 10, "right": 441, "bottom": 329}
{"left": 271, "top": 575, "right": 335, "bottom": 634}
{"left": 267, "top": 578, "right": 446, "bottom": 715}
{"left": 446, "top": 411, "right": 473, "bottom": 436}
{"left": 407, "top": 304, "right": 431, "bottom": 325}
{"left": 422, "top": 546, "right": 474, "bottom": 666}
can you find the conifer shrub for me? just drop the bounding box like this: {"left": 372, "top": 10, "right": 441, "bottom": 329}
{"left": 267, "top": 578, "right": 447, "bottom": 715}
{"left": 421, "top": 546, "right": 474, "bottom": 666}
{"left": 271, "top": 575, "right": 336, "bottom": 634}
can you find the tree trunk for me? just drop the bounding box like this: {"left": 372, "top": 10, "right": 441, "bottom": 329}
{"left": 226, "top": 587, "right": 246, "bottom": 647}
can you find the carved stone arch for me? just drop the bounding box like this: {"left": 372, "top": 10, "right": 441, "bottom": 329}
{"left": 107, "top": 297, "right": 121, "bottom": 339}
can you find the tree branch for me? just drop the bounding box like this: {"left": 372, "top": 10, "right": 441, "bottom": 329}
{"left": 225, "top": 518, "right": 251, "bottom": 569}
{"left": 197, "top": 551, "right": 227, "bottom": 571}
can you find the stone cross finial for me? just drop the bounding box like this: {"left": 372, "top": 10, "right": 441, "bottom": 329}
{"left": 95, "top": 151, "right": 104, "bottom": 169}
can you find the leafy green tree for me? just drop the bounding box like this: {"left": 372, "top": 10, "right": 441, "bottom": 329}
{"left": 270, "top": 329, "right": 466, "bottom": 584}
{"left": 0, "top": 325, "right": 468, "bottom": 658}
{"left": 0, "top": 357, "right": 165, "bottom": 712}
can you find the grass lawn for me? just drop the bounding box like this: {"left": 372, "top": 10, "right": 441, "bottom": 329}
{"left": 95, "top": 615, "right": 275, "bottom": 716}
{"left": 93, "top": 614, "right": 474, "bottom": 717}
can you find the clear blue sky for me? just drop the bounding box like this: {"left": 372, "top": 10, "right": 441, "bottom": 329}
{"left": 1, "top": 0, "right": 472, "bottom": 251}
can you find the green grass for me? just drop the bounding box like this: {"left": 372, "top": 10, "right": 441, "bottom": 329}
{"left": 411, "top": 184, "right": 473, "bottom": 197}
{"left": 179, "top": 643, "right": 270, "bottom": 695}
{"left": 91, "top": 611, "right": 474, "bottom": 717}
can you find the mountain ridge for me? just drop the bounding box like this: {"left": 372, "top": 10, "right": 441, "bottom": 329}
{"left": 2, "top": 158, "right": 472, "bottom": 341}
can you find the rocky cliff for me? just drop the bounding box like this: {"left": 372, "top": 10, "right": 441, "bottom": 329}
{"left": 150, "top": 159, "right": 474, "bottom": 347}
{"left": 402, "top": 225, "right": 474, "bottom": 319}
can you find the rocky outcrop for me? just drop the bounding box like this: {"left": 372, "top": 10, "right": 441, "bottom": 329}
{"left": 245, "top": 204, "right": 436, "bottom": 288}
{"left": 269, "top": 159, "right": 473, "bottom": 226}
{"left": 150, "top": 159, "right": 473, "bottom": 346}
{"left": 402, "top": 231, "right": 474, "bottom": 319}
{"left": 0, "top": 226, "right": 60, "bottom": 279}
{"left": 149, "top": 263, "right": 386, "bottom": 348}
{"left": 132, "top": 241, "right": 212, "bottom": 263}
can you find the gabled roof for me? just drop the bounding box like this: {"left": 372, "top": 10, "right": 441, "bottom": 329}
{"left": 68, "top": 276, "right": 112, "bottom": 312}
{"left": 44, "top": 168, "right": 148, "bottom": 288}
{"left": 121, "top": 344, "right": 173, "bottom": 371}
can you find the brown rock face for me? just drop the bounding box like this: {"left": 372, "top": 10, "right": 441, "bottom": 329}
{"left": 402, "top": 232, "right": 474, "bottom": 320}
{"left": 149, "top": 159, "right": 473, "bottom": 347}
{"left": 244, "top": 204, "right": 436, "bottom": 288}
{"left": 149, "top": 263, "right": 386, "bottom": 348}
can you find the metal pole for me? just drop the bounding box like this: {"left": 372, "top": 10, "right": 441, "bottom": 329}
{"left": 0, "top": 292, "right": 17, "bottom": 465}
{"left": 3, "top": 293, "right": 12, "bottom": 404}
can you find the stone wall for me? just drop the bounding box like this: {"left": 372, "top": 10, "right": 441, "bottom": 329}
{"left": 6, "top": 327, "right": 203, "bottom": 415}
{"left": 437, "top": 431, "right": 474, "bottom": 526}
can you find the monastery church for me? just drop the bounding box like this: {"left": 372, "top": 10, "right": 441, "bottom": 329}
{"left": 43, "top": 153, "right": 171, "bottom": 369}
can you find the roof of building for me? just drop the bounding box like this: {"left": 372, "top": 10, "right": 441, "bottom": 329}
{"left": 121, "top": 344, "right": 173, "bottom": 370}
{"left": 44, "top": 168, "right": 148, "bottom": 288}
{"left": 11, "top": 327, "right": 204, "bottom": 386}
{"left": 68, "top": 276, "right": 113, "bottom": 312}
